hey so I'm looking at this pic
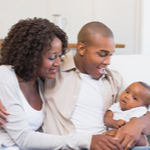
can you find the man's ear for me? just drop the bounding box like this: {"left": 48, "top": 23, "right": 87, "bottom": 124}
{"left": 77, "top": 42, "right": 85, "bottom": 56}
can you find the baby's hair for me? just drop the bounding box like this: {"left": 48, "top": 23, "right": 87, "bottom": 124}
{"left": 138, "top": 81, "right": 150, "bottom": 107}
{"left": 139, "top": 81, "right": 150, "bottom": 91}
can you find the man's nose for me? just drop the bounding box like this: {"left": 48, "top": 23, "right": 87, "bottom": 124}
{"left": 103, "top": 56, "right": 111, "bottom": 65}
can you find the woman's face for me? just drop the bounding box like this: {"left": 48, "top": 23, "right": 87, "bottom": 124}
{"left": 37, "top": 36, "right": 63, "bottom": 79}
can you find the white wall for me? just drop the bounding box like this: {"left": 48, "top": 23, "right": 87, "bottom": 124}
{"left": 141, "top": 0, "right": 150, "bottom": 54}
{"left": 0, "top": 0, "right": 144, "bottom": 55}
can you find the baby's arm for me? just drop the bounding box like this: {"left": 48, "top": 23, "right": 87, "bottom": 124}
{"left": 104, "top": 110, "right": 126, "bottom": 129}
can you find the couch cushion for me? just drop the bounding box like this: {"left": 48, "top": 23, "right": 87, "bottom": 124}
{"left": 108, "top": 55, "right": 150, "bottom": 86}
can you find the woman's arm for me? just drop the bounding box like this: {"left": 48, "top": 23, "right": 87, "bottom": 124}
{"left": 0, "top": 82, "right": 94, "bottom": 150}
{"left": 0, "top": 101, "right": 9, "bottom": 126}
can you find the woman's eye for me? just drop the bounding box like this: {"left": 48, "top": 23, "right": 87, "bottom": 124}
{"left": 48, "top": 57, "right": 55, "bottom": 60}
{"left": 59, "top": 54, "right": 62, "bottom": 57}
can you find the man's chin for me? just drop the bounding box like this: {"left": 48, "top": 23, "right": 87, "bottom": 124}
{"left": 92, "top": 74, "right": 102, "bottom": 80}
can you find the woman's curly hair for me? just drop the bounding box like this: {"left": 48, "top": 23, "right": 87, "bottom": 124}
{"left": 0, "top": 18, "right": 68, "bottom": 82}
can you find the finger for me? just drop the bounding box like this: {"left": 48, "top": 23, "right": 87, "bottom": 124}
{"left": 120, "top": 134, "right": 132, "bottom": 148}
{"left": 124, "top": 139, "right": 136, "bottom": 150}
{"left": 0, "top": 111, "right": 8, "bottom": 122}
{"left": 0, "top": 119, "right": 6, "bottom": 127}
{"left": 0, "top": 103, "right": 9, "bottom": 115}
{"left": 108, "top": 138, "right": 123, "bottom": 150}
{"left": 98, "top": 144, "right": 112, "bottom": 150}
{"left": 114, "top": 128, "right": 124, "bottom": 144}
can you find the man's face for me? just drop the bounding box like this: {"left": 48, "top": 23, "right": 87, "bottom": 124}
{"left": 119, "top": 82, "right": 148, "bottom": 111}
{"left": 78, "top": 34, "right": 115, "bottom": 80}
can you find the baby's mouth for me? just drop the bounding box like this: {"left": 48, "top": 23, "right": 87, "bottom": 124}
{"left": 121, "top": 99, "right": 126, "bottom": 105}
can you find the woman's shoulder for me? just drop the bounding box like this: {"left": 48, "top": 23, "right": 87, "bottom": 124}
{"left": 0, "top": 65, "right": 16, "bottom": 84}
{"left": 0, "top": 65, "right": 15, "bottom": 75}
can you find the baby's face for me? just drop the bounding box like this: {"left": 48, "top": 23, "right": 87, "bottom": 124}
{"left": 119, "top": 82, "right": 149, "bottom": 111}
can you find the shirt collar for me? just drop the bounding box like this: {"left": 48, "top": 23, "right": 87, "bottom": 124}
{"left": 61, "top": 50, "right": 77, "bottom": 71}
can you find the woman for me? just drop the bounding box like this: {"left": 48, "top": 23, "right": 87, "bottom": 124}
{"left": 0, "top": 18, "right": 87, "bottom": 150}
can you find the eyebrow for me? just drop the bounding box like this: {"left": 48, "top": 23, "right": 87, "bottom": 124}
{"left": 99, "top": 50, "right": 109, "bottom": 52}
{"left": 49, "top": 52, "right": 57, "bottom": 55}
{"left": 133, "top": 93, "right": 138, "bottom": 97}
{"left": 99, "top": 49, "right": 115, "bottom": 53}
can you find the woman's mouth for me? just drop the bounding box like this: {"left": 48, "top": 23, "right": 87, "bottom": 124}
{"left": 50, "top": 68, "right": 58, "bottom": 74}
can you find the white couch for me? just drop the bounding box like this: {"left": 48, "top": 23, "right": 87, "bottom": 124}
{"left": 108, "top": 54, "right": 150, "bottom": 86}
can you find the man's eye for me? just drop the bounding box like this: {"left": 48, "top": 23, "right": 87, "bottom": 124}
{"left": 99, "top": 53, "right": 106, "bottom": 57}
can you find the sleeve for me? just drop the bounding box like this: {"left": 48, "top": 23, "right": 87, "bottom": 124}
{"left": 128, "top": 107, "right": 147, "bottom": 119}
{"left": 108, "top": 102, "right": 119, "bottom": 112}
{"left": 0, "top": 83, "right": 92, "bottom": 150}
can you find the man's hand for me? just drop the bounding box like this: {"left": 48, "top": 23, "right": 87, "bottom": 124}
{"left": 0, "top": 101, "right": 9, "bottom": 127}
{"left": 90, "top": 134, "right": 123, "bottom": 150}
{"left": 114, "top": 117, "right": 144, "bottom": 150}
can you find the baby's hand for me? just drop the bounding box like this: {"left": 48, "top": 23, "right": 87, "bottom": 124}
{"left": 103, "top": 129, "right": 117, "bottom": 137}
{"left": 114, "top": 119, "right": 126, "bottom": 129}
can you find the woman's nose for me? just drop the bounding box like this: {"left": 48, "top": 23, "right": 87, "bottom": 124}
{"left": 54, "top": 56, "right": 61, "bottom": 66}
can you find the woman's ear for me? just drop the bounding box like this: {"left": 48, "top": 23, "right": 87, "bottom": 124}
{"left": 77, "top": 42, "right": 85, "bottom": 56}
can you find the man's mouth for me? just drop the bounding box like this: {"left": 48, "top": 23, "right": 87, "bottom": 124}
{"left": 97, "top": 67, "right": 105, "bottom": 75}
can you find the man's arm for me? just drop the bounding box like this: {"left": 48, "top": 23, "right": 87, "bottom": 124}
{"left": 140, "top": 111, "right": 150, "bottom": 135}
{"left": 115, "top": 113, "right": 150, "bottom": 150}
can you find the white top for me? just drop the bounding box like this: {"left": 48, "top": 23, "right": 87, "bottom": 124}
{"left": 70, "top": 73, "right": 106, "bottom": 134}
{"left": 2, "top": 70, "right": 44, "bottom": 150}
{"left": 20, "top": 89, "right": 44, "bottom": 131}
{"left": 109, "top": 102, "right": 147, "bottom": 122}
{"left": 0, "top": 65, "right": 92, "bottom": 150}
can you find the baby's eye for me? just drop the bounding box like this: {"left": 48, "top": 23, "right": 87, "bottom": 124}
{"left": 125, "top": 90, "right": 129, "bottom": 93}
{"left": 132, "top": 97, "right": 137, "bottom": 100}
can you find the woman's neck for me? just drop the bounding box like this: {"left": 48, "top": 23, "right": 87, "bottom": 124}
{"left": 17, "top": 75, "right": 42, "bottom": 111}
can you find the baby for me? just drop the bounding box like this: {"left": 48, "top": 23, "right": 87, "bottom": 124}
{"left": 104, "top": 81, "right": 150, "bottom": 146}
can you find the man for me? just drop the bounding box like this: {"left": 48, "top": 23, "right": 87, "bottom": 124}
{"left": 1, "top": 21, "right": 150, "bottom": 150}
{"left": 43, "top": 21, "right": 150, "bottom": 149}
